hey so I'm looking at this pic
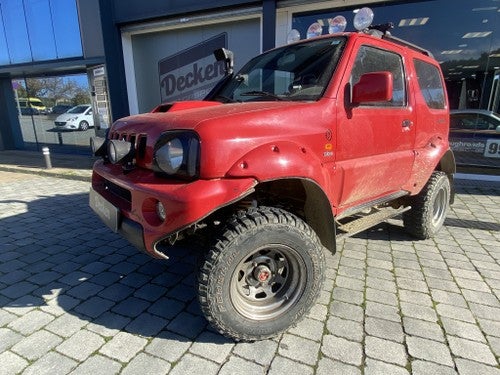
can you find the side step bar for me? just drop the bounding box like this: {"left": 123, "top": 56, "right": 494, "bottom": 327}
{"left": 336, "top": 206, "right": 411, "bottom": 239}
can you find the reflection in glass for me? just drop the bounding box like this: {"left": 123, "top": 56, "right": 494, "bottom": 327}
{"left": 1, "top": 0, "right": 32, "bottom": 63}
{"left": 0, "top": 0, "right": 82, "bottom": 65}
{"left": 24, "top": 0, "right": 57, "bottom": 60}
{"left": 0, "top": 4, "right": 10, "bottom": 64}
{"left": 292, "top": 0, "right": 500, "bottom": 172}
{"left": 14, "top": 74, "right": 92, "bottom": 154}
{"left": 50, "top": 0, "right": 83, "bottom": 58}
{"left": 292, "top": 0, "right": 499, "bottom": 111}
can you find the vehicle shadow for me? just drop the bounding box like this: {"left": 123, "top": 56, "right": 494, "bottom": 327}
{"left": 0, "top": 192, "right": 232, "bottom": 345}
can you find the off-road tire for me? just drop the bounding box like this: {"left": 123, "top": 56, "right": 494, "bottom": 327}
{"left": 198, "top": 206, "right": 325, "bottom": 341}
{"left": 79, "top": 121, "right": 89, "bottom": 131}
{"left": 403, "top": 171, "right": 450, "bottom": 239}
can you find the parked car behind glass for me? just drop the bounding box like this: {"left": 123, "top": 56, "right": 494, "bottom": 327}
{"left": 54, "top": 104, "right": 93, "bottom": 131}
{"left": 449, "top": 110, "right": 500, "bottom": 169}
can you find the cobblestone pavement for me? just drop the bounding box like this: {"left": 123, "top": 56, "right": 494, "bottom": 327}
{"left": 0, "top": 172, "right": 499, "bottom": 375}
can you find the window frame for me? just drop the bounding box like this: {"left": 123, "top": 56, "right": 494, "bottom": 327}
{"left": 349, "top": 44, "right": 407, "bottom": 108}
{"left": 413, "top": 58, "right": 446, "bottom": 110}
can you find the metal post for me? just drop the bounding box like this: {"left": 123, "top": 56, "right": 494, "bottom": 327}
{"left": 42, "top": 146, "right": 52, "bottom": 169}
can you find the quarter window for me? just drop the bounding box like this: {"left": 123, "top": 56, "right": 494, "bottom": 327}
{"left": 414, "top": 59, "right": 446, "bottom": 109}
{"left": 350, "top": 45, "right": 406, "bottom": 107}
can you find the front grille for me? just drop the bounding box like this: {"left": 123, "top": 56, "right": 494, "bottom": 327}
{"left": 55, "top": 122, "right": 66, "bottom": 126}
{"left": 109, "top": 131, "right": 147, "bottom": 161}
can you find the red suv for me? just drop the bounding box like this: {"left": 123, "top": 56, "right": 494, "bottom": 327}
{"left": 90, "top": 16, "right": 455, "bottom": 341}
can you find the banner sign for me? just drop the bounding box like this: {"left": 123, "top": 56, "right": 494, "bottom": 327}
{"left": 158, "top": 33, "right": 228, "bottom": 102}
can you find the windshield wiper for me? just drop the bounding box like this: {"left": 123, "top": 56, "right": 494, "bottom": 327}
{"left": 240, "top": 91, "right": 285, "bottom": 101}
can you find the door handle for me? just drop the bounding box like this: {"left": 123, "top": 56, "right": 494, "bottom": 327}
{"left": 402, "top": 119, "right": 413, "bottom": 128}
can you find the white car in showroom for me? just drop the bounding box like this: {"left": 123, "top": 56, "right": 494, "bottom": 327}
{"left": 54, "top": 104, "right": 93, "bottom": 131}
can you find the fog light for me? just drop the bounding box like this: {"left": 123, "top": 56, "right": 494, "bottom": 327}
{"left": 108, "top": 139, "right": 132, "bottom": 164}
{"left": 156, "top": 201, "right": 166, "bottom": 221}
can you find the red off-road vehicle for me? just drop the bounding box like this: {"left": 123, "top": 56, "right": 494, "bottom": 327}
{"left": 90, "top": 11, "right": 455, "bottom": 341}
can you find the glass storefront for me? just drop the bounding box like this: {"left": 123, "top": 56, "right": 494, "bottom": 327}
{"left": 291, "top": 0, "right": 500, "bottom": 173}
{"left": 13, "top": 74, "right": 93, "bottom": 154}
{"left": 0, "top": 0, "right": 82, "bottom": 65}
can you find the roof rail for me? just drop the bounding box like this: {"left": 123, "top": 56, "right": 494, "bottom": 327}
{"left": 383, "top": 35, "right": 433, "bottom": 58}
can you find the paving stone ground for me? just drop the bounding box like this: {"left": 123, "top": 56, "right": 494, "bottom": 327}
{"left": 0, "top": 171, "right": 499, "bottom": 374}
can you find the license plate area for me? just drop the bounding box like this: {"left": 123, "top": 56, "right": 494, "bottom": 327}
{"left": 89, "top": 188, "right": 120, "bottom": 232}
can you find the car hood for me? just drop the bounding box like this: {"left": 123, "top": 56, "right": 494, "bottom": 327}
{"left": 109, "top": 99, "right": 333, "bottom": 177}
{"left": 111, "top": 100, "right": 318, "bottom": 135}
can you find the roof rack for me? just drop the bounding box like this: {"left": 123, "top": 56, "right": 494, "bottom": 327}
{"left": 383, "top": 34, "right": 433, "bottom": 58}
{"left": 367, "top": 23, "right": 433, "bottom": 58}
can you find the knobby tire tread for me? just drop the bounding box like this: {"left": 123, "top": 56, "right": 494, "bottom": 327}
{"left": 403, "top": 171, "right": 449, "bottom": 239}
{"left": 198, "top": 206, "right": 325, "bottom": 341}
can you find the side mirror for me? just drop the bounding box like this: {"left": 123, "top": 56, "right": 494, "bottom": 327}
{"left": 352, "top": 71, "right": 393, "bottom": 104}
{"left": 214, "top": 48, "right": 234, "bottom": 76}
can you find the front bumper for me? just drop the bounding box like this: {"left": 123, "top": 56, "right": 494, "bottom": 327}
{"left": 90, "top": 160, "right": 257, "bottom": 258}
{"left": 54, "top": 122, "right": 78, "bottom": 130}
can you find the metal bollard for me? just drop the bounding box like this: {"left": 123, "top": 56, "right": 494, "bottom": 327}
{"left": 42, "top": 146, "right": 52, "bottom": 169}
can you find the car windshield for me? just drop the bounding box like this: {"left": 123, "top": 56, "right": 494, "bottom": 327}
{"left": 67, "top": 105, "right": 89, "bottom": 114}
{"left": 211, "top": 36, "right": 346, "bottom": 103}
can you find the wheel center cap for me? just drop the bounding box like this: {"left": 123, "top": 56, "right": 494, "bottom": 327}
{"left": 258, "top": 270, "right": 270, "bottom": 282}
{"left": 254, "top": 265, "right": 272, "bottom": 282}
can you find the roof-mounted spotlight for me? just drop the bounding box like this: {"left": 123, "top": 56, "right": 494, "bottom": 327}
{"left": 354, "top": 7, "right": 374, "bottom": 31}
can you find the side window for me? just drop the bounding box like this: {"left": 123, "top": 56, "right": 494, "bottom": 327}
{"left": 451, "top": 113, "right": 497, "bottom": 131}
{"left": 350, "top": 45, "right": 406, "bottom": 107}
{"left": 414, "top": 59, "right": 446, "bottom": 109}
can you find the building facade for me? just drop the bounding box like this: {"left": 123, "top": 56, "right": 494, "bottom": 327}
{"left": 0, "top": 0, "right": 499, "bottom": 171}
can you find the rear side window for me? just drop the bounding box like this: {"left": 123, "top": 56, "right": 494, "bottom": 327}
{"left": 350, "top": 45, "right": 406, "bottom": 107}
{"left": 414, "top": 59, "right": 445, "bottom": 109}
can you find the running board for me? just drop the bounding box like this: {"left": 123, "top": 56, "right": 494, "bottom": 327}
{"left": 337, "top": 206, "right": 411, "bottom": 239}
{"left": 336, "top": 190, "right": 409, "bottom": 220}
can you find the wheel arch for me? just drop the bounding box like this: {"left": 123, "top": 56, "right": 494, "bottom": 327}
{"left": 437, "top": 149, "right": 456, "bottom": 176}
{"left": 436, "top": 149, "right": 456, "bottom": 204}
{"left": 79, "top": 120, "right": 90, "bottom": 130}
{"left": 252, "top": 178, "right": 336, "bottom": 254}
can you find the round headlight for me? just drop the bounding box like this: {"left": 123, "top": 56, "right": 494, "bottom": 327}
{"left": 155, "top": 138, "right": 184, "bottom": 174}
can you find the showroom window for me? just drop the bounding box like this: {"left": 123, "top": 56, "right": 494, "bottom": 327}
{"left": 13, "top": 74, "right": 93, "bottom": 154}
{"left": 292, "top": 0, "right": 499, "bottom": 173}
{"left": 291, "top": 0, "right": 499, "bottom": 111}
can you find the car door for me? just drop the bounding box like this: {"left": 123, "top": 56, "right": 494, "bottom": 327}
{"left": 334, "top": 41, "right": 415, "bottom": 207}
